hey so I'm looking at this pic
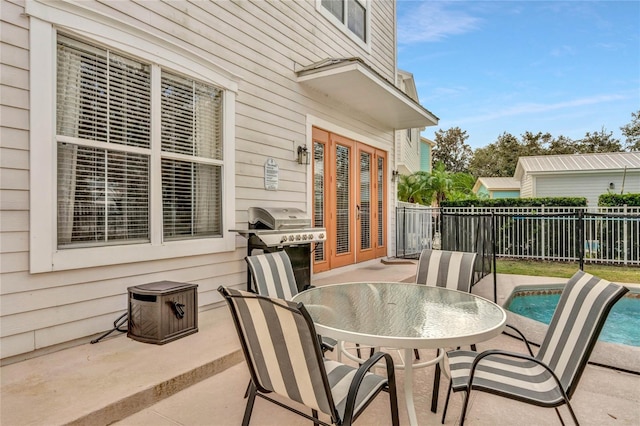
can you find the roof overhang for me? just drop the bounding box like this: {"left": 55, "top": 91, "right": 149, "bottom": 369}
{"left": 297, "top": 58, "right": 439, "bottom": 130}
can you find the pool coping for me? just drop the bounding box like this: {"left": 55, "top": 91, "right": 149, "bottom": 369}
{"left": 500, "top": 282, "right": 640, "bottom": 374}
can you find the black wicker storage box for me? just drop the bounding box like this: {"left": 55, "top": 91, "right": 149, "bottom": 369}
{"left": 127, "top": 281, "right": 198, "bottom": 344}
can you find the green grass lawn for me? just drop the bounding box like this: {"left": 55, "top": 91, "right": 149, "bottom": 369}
{"left": 495, "top": 259, "right": 639, "bottom": 284}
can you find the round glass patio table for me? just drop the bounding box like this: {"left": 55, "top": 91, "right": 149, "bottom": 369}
{"left": 292, "top": 281, "right": 507, "bottom": 426}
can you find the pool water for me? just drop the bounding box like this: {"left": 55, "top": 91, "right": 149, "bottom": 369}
{"left": 507, "top": 291, "right": 640, "bottom": 347}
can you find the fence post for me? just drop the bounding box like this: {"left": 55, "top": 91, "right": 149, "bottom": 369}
{"left": 623, "top": 204, "right": 628, "bottom": 265}
{"left": 541, "top": 204, "right": 546, "bottom": 260}
{"left": 578, "top": 210, "right": 584, "bottom": 270}
{"left": 491, "top": 211, "right": 497, "bottom": 303}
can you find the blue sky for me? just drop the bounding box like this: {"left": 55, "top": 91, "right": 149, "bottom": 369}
{"left": 396, "top": 0, "right": 640, "bottom": 149}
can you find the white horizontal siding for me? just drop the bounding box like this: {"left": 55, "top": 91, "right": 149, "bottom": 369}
{"left": 535, "top": 172, "right": 640, "bottom": 206}
{"left": 1, "top": 0, "right": 400, "bottom": 359}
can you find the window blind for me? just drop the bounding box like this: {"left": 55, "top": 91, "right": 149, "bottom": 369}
{"left": 314, "top": 142, "right": 326, "bottom": 262}
{"left": 161, "top": 71, "right": 224, "bottom": 239}
{"left": 336, "top": 144, "right": 350, "bottom": 255}
{"left": 56, "top": 35, "right": 151, "bottom": 248}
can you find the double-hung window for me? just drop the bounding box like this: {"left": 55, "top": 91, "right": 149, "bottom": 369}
{"left": 28, "top": 1, "right": 237, "bottom": 273}
{"left": 56, "top": 35, "right": 223, "bottom": 248}
{"left": 319, "top": 0, "right": 369, "bottom": 46}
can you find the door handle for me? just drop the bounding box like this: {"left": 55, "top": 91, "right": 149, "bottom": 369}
{"left": 356, "top": 204, "right": 360, "bottom": 220}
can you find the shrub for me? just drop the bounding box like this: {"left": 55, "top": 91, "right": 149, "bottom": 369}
{"left": 598, "top": 193, "right": 640, "bottom": 207}
{"left": 442, "top": 197, "right": 587, "bottom": 208}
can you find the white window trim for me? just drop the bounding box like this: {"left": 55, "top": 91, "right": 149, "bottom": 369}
{"left": 27, "top": 2, "right": 238, "bottom": 273}
{"left": 316, "top": 0, "right": 371, "bottom": 53}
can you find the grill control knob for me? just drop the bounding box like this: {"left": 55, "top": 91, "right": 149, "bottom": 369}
{"left": 289, "top": 235, "right": 295, "bottom": 241}
{"left": 318, "top": 233, "right": 325, "bottom": 240}
{"left": 280, "top": 236, "right": 288, "bottom": 243}
{"left": 295, "top": 234, "right": 301, "bottom": 241}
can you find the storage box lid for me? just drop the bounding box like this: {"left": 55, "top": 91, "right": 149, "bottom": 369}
{"left": 129, "top": 281, "right": 197, "bottom": 294}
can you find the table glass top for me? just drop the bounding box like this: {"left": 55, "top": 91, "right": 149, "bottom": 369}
{"left": 292, "top": 282, "right": 506, "bottom": 341}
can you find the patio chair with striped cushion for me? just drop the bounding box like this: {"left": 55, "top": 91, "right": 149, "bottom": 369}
{"left": 245, "top": 251, "right": 336, "bottom": 352}
{"left": 442, "top": 270, "right": 629, "bottom": 425}
{"left": 414, "top": 249, "right": 478, "bottom": 413}
{"left": 415, "top": 249, "right": 478, "bottom": 291}
{"left": 218, "top": 286, "right": 400, "bottom": 426}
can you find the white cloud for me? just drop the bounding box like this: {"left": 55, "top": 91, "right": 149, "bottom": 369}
{"left": 458, "top": 93, "right": 629, "bottom": 124}
{"left": 397, "top": 1, "right": 481, "bottom": 44}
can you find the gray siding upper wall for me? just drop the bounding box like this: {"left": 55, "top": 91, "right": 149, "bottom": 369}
{"left": 0, "top": 0, "right": 398, "bottom": 359}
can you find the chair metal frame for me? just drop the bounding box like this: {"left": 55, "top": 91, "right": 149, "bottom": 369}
{"left": 441, "top": 271, "right": 629, "bottom": 425}
{"left": 219, "top": 286, "right": 400, "bottom": 426}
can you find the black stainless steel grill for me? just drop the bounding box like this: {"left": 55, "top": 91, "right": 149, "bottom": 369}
{"left": 231, "top": 207, "right": 326, "bottom": 292}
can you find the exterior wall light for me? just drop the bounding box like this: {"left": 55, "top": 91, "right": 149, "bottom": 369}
{"left": 391, "top": 170, "right": 400, "bottom": 181}
{"left": 297, "top": 145, "right": 310, "bottom": 165}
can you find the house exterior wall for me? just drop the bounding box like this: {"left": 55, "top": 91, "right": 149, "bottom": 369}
{"left": 520, "top": 174, "right": 535, "bottom": 198}
{"left": 0, "top": 0, "right": 401, "bottom": 360}
{"left": 533, "top": 171, "right": 640, "bottom": 206}
{"left": 419, "top": 140, "right": 432, "bottom": 172}
{"left": 492, "top": 190, "right": 521, "bottom": 199}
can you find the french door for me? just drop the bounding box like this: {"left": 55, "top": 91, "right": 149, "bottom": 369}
{"left": 312, "top": 127, "right": 387, "bottom": 272}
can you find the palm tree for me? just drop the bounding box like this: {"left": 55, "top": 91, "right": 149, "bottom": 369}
{"left": 425, "top": 162, "right": 452, "bottom": 206}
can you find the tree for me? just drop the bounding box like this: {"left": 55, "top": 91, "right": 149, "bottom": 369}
{"left": 621, "top": 110, "right": 640, "bottom": 151}
{"left": 425, "top": 162, "right": 453, "bottom": 206}
{"left": 432, "top": 127, "right": 473, "bottom": 173}
{"left": 547, "top": 135, "right": 577, "bottom": 155}
{"left": 468, "top": 144, "right": 502, "bottom": 178}
{"left": 577, "top": 127, "right": 622, "bottom": 153}
{"left": 396, "top": 173, "right": 432, "bottom": 205}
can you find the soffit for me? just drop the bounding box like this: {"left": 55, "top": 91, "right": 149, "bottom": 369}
{"left": 297, "top": 58, "right": 438, "bottom": 130}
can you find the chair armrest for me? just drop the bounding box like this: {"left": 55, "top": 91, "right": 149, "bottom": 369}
{"left": 502, "top": 324, "right": 536, "bottom": 356}
{"left": 467, "top": 349, "right": 568, "bottom": 399}
{"left": 342, "top": 352, "right": 396, "bottom": 425}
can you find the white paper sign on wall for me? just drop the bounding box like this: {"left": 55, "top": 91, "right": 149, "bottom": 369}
{"left": 264, "top": 158, "right": 279, "bottom": 191}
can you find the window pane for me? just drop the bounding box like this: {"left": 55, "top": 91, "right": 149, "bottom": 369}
{"left": 377, "top": 156, "right": 384, "bottom": 247}
{"left": 161, "top": 73, "right": 223, "bottom": 160}
{"left": 360, "top": 151, "right": 371, "bottom": 250}
{"left": 336, "top": 144, "right": 350, "bottom": 254}
{"left": 347, "top": 0, "right": 366, "bottom": 41}
{"left": 57, "top": 144, "right": 150, "bottom": 247}
{"left": 314, "top": 142, "right": 326, "bottom": 262}
{"left": 56, "top": 35, "right": 151, "bottom": 149}
{"left": 162, "top": 159, "right": 222, "bottom": 240}
{"left": 322, "top": 0, "right": 344, "bottom": 21}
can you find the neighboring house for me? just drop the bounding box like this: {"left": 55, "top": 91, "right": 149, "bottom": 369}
{"left": 420, "top": 137, "right": 435, "bottom": 172}
{"left": 515, "top": 152, "right": 640, "bottom": 206}
{"left": 0, "top": 0, "right": 438, "bottom": 359}
{"left": 472, "top": 177, "right": 521, "bottom": 199}
{"left": 394, "top": 70, "right": 431, "bottom": 176}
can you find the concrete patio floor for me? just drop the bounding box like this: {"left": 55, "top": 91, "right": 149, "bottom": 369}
{"left": 1, "top": 259, "right": 638, "bottom": 425}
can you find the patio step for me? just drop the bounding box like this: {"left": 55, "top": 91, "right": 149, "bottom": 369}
{"left": 0, "top": 307, "right": 243, "bottom": 426}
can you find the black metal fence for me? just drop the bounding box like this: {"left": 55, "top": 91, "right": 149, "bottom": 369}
{"left": 396, "top": 205, "right": 640, "bottom": 267}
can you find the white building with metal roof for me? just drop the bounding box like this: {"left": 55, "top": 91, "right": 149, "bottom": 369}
{"left": 514, "top": 152, "right": 640, "bottom": 206}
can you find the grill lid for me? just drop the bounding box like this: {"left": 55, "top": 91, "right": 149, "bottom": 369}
{"left": 248, "top": 207, "right": 311, "bottom": 230}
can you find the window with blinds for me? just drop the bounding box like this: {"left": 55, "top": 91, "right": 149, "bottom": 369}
{"left": 56, "top": 35, "right": 224, "bottom": 248}
{"left": 336, "top": 144, "right": 350, "bottom": 255}
{"left": 313, "top": 142, "right": 326, "bottom": 262}
{"left": 320, "top": 0, "right": 367, "bottom": 42}
{"left": 377, "top": 156, "right": 384, "bottom": 247}
{"left": 359, "top": 151, "right": 371, "bottom": 250}
{"left": 161, "top": 72, "right": 223, "bottom": 239}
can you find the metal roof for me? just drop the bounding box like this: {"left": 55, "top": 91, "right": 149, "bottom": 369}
{"left": 515, "top": 152, "right": 640, "bottom": 178}
{"left": 478, "top": 177, "right": 521, "bottom": 189}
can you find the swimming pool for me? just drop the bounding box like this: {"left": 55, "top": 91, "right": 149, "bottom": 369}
{"left": 506, "top": 289, "right": 640, "bottom": 347}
